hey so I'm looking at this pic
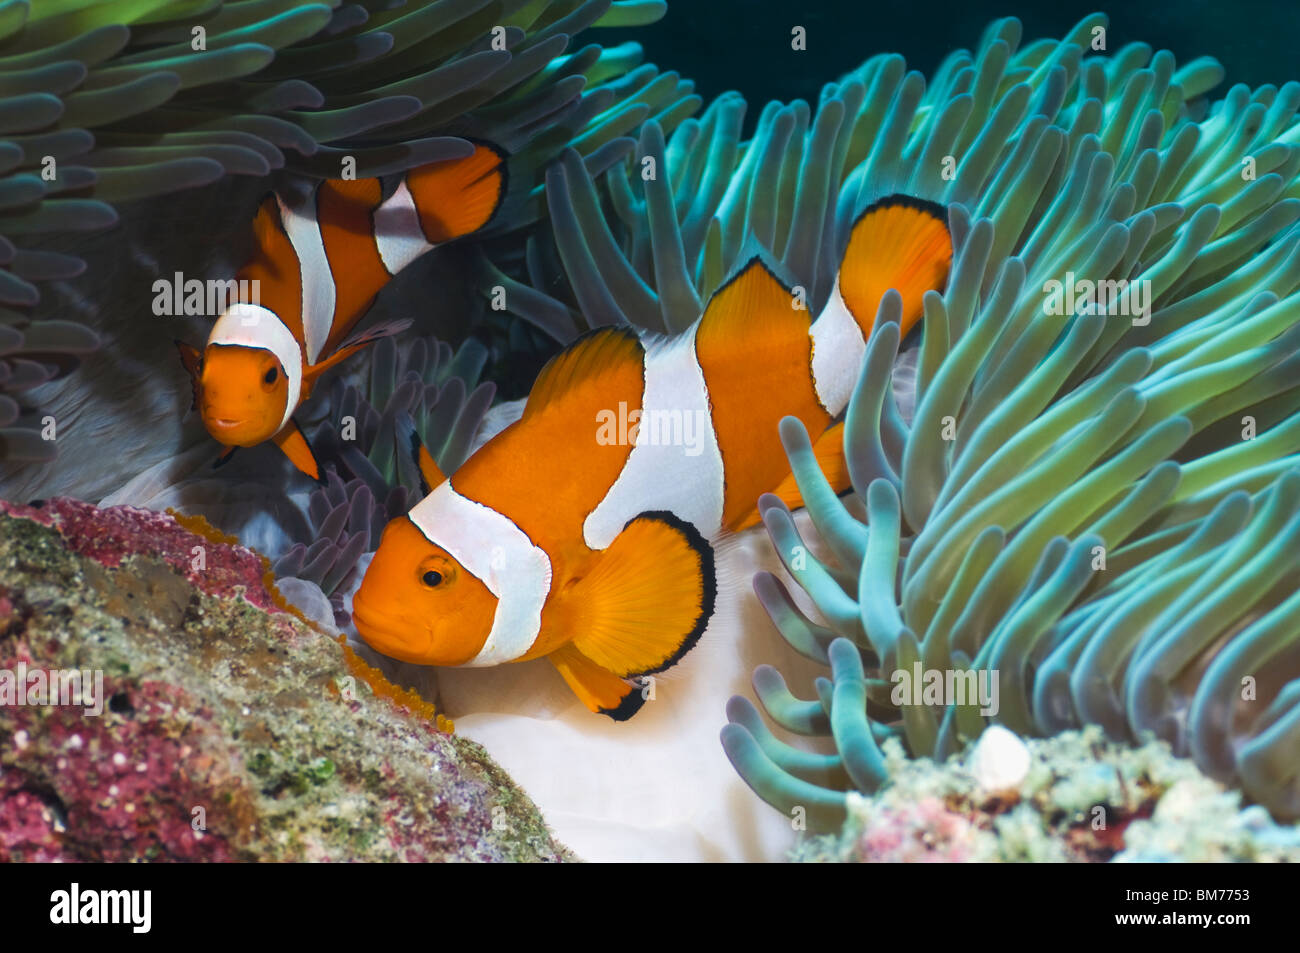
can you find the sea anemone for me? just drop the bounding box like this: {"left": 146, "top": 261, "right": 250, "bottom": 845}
{"left": 709, "top": 19, "right": 1300, "bottom": 828}
{"left": 520, "top": 13, "right": 1230, "bottom": 337}
{"left": 510, "top": 12, "right": 1300, "bottom": 827}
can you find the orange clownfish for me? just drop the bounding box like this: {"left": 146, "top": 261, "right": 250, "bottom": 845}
{"left": 353, "top": 196, "right": 953, "bottom": 719}
{"left": 176, "top": 144, "right": 507, "bottom": 480}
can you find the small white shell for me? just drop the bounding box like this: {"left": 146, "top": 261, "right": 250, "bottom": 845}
{"left": 969, "top": 725, "right": 1031, "bottom": 793}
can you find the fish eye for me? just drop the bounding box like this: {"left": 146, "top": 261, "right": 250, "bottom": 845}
{"left": 263, "top": 366, "right": 278, "bottom": 385}
{"left": 418, "top": 556, "right": 456, "bottom": 589}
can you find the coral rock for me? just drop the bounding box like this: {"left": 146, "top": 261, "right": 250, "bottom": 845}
{"left": 795, "top": 729, "right": 1300, "bottom": 863}
{"left": 0, "top": 498, "right": 568, "bottom": 862}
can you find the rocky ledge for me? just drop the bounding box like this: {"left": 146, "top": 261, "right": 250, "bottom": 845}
{"left": 0, "top": 498, "right": 568, "bottom": 862}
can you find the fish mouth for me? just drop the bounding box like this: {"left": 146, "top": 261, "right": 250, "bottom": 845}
{"left": 352, "top": 604, "right": 432, "bottom": 664}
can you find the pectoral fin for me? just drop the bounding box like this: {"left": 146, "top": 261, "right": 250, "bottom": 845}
{"left": 304, "top": 318, "right": 414, "bottom": 388}
{"left": 273, "top": 419, "right": 325, "bottom": 482}
{"left": 557, "top": 511, "right": 715, "bottom": 680}
{"left": 395, "top": 411, "right": 445, "bottom": 493}
{"left": 414, "top": 441, "right": 444, "bottom": 494}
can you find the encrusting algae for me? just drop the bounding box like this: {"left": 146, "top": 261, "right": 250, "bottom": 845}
{"left": 0, "top": 499, "right": 544, "bottom": 861}
{"left": 794, "top": 726, "right": 1300, "bottom": 863}
{"left": 170, "top": 507, "right": 453, "bottom": 732}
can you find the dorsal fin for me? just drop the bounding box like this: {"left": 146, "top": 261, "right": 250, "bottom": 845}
{"left": 696, "top": 254, "right": 810, "bottom": 351}
{"left": 236, "top": 192, "right": 305, "bottom": 343}
{"left": 316, "top": 176, "right": 389, "bottom": 359}
{"left": 523, "top": 325, "right": 645, "bottom": 420}
{"left": 451, "top": 324, "right": 645, "bottom": 557}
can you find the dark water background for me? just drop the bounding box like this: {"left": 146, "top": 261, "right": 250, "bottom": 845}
{"left": 601, "top": 1, "right": 1298, "bottom": 130}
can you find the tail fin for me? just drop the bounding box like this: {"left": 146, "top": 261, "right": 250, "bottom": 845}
{"left": 835, "top": 195, "right": 952, "bottom": 340}
{"left": 405, "top": 142, "right": 507, "bottom": 243}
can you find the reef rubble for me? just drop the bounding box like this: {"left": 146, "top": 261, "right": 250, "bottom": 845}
{"left": 796, "top": 725, "right": 1300, "bottom": 863}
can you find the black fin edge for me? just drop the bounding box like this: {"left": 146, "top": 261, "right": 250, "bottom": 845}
{"left": 463, "top": 137, "right": 510, "bottom": 232}
{"left": 523, "top": 325, "right": 644, "bottom": 419}
{"left": 619, "top": 509, "right": 717, "bottom": 678}
{"left": 856, "top": 192, "right": 950, "bottom": 230}
{"left": 599, "top": 685, "right": 648, "bottom": 722}
{"left": 174, "top": 339, "right": 201, "bottom": 412}
{"left": 708, "top": 253, "right": 798, "bottom": 306}
{"left": 840, "top": 193, "right": 954, "bottom": 326}
{"left": 410, "top": 426, "right": 430, "bottom": 496}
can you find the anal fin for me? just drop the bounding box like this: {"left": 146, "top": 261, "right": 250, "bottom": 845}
{"left": 549, "top": 644, "right": 645, "bottom": 721}
{"left": 733, "top": 421, "right": 850, "bottom": 531}
{"left": 559, "top": 511, "right": 715, "bottom": 678}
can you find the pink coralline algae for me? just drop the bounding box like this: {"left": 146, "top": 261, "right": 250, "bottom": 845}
{"left": 1, "top": 678, "right": 236, "bottom": 862}
{"left": 850, "top": 797, "right": 981, "bottom": 863}
{"left": 0, "top": 498, "right": 282, "bottom": 611}
{"left": 0, "top": 499, "right": 568, "bottom": 862}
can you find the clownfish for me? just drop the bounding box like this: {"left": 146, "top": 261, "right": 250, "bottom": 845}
{"left": 176, "top": 144, "right": 507, "bottom": 480}
{"left": 352, "top": 196, "right": 953, "bottom": 719}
